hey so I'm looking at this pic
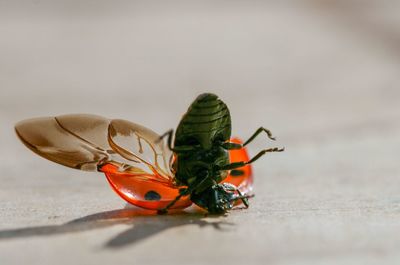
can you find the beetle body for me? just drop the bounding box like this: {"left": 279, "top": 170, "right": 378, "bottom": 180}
{"left": 172, "top": 93, "right": 234, "bottom": 213}
{"left": 15, "top": 93, "right": 283, "bottom": 215}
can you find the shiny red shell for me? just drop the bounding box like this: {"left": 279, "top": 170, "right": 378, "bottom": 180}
{"left": 100, "top": 138, "right": 252, "bottom": 210}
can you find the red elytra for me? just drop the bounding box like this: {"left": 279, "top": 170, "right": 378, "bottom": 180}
{"left": 100, "top": 138, "right": 253, "bottom": 210}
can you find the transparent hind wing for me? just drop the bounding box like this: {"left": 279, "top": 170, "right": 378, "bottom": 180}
{"left": 55, "top": 114, "right": 112, "bottom": 152}
{"left": 15, "top": 114, "right": 189, "bottom": 210}
{"left": 15, "top": 115, "right": 111, "bottom": 171}
{"left": 108, "top": 119, "right": 173, "bottom": 180}
{"left": 15, "top": 114, "right": 173, "bottom": 178}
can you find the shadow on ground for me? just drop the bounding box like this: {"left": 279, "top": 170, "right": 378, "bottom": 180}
{"left": 0, "top": 206, "right": 233, "bottom": 248}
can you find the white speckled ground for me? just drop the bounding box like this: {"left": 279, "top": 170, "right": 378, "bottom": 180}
{"left": 1, "top": 1, "right": 400, "bottom": 264}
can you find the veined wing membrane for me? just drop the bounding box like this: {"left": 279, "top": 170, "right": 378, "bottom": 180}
{"left": 15, "top": 114, "right": 172, "bottom": 177}
{"left": 15, "top": 115, "right": 110, "bottom": 171}
{"left": 55, "top": 114, "right": 112, "bottom": 152}
{"left": 108, "top": 119, "right": 173, "bottom": 179}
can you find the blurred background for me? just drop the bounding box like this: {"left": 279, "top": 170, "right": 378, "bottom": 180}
{"left": 1, "top": 1, "right": 399, "bottom": 264}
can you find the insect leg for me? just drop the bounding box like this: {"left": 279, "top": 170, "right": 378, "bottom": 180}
{"left": 218, "top": 147, "right": 284, "bottom": 170}
{"left": 236, "top": 189, "right": 250, "bottom": 208}
{"left": 222, "top": 127, "right": 279, "bottom": 150}
{"left": 157, "top": 188, "right": 189, "bottom": 214}
{"left": 221, "top": 183, "right": 251, "bottom": 208}
{"left": 157, "top": 129, "right": 174, "bottom": 150}
{"left": 246, "top": 147, "right": 284, "bottom": 164}
{"left": 243, "top": 127, "right": 277, "bottom": 146}
{"left": 157, "top": 129, "right": 200, "bottom": 153}
{"left": 157, "top": 173, "right": 213, "bottom": 214}
{"left": 231, "top": 192, "right": 254, "bottom": 208}
{"left": 221, "top": 142, "right": 242, "bottom": 150}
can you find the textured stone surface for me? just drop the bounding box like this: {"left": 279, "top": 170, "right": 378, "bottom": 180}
{"left": 1, "top": 1, "right": 400, "bottom": 264}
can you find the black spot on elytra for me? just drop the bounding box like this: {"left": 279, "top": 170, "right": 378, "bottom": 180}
{"left": 230, "top": 169, "right": 244, "bottom": 177}
{"left": 144, "top": 190, "right": 161, "bottom": 201}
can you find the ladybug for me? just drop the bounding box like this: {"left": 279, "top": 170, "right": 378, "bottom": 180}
{"left": 15, "top": 93, "right": 283, "bottom": 214}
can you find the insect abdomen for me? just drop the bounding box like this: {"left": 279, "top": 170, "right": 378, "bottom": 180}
{"left": 175, "top": 93, "right": 231, "bottom": 149}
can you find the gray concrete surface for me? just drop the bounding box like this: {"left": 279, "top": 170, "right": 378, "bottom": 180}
{"left": 1, "top": 1, "right": 400, "bottom": 264}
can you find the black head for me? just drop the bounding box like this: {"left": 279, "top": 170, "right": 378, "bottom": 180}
{"left": 190, "top": 183, "right": 240, "bottom": 214}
